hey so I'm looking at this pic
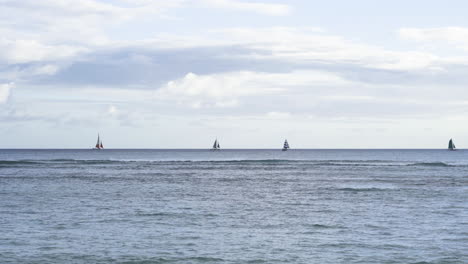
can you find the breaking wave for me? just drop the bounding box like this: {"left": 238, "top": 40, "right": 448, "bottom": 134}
{"left": 0, "top": 159, "right": 461, "bottom": 168}
{"left": 408, "top": 162, "right": 451, "bottom": 167}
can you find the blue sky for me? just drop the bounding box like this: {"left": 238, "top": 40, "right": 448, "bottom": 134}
{"left": 2, "top": 0, "right": 468, "bottom": 148}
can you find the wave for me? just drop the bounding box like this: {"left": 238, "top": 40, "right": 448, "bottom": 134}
{"left": 0, "top": 159, "right": 123, "bottom": 166}
{"left": 306, "top": 223, "right": 341, "bottom": 229}
{"left": 408, "top": 162, "right": 451, "bottom": 167}
{"left": 0, "top": 160, "right": 41, "bottom": 165}
{"left": 136, "top": 212, "right": 175, "bottom": 217}
{"left": 0, "top": 158, "right": 392, "bottom": 163}
{"left": 0, "top": 159, "right": 461, "bottom": 167}
{"left": 336, "top": 187, "right": 397, "bottom": 192}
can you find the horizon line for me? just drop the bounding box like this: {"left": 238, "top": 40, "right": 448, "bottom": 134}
{"left": 0, "top": 148, "right": 461, "bottom": 150}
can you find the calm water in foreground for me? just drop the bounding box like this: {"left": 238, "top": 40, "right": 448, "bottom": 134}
{"left": 0, "top": 149, "right": 467, "bottom": 264}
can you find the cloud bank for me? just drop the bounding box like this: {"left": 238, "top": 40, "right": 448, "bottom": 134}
{"left": 1, "top": 0, "right": 468, "bottom": 147}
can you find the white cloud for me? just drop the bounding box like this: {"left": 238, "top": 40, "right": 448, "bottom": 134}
{"left": 31, "top": 64, "right": 60, "bottom": 76}
{"left": 398, "top": 27, "right": 468, "bottom": 53}
{"left": 0, "top": 83, "right": 13, "bottom": 103}
{"left": 144, "top": 27, "right": 446, "bottom": 71}
{"left": 201, "top": 0, "right": 292, "bottom": 16}
{"left": 158, "top": 71, "right": 283, "bottom": 99}
{"left": 108, "top": 105, "right": 118, "bottom": 114}
{"left": 0, "top": 64, "right": 63, "bottom": 82}
{"left": 215, "top": 27, "right": 445, "bottom": 70}
{"left": 215, "top": 99, "right": 239, "bottom": 108}
{"left": 0, "top": 0, "right": 188, "bottom": 67}
{"left": 399, "top": 27, "right": 468, "bottom": 43}
{"left": 319, "top": 95, "right": 374, "bottom": 102}
{"left": 156, "top": 70, "right": 348, "bottom": 109}
{"left": 0, "top": 39, "right": 87, "bottom": 64}
{"left": 0, "top": 0, "right": 184, "bottom": 26}
{"left": 266, "top": 111, "right": 291, "bottom": 119}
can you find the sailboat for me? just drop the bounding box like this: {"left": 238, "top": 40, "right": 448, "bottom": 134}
{"left": 94, "top": 134, "right": 104, "bottom": 150}
{"left": 448, "top": 138, "right": 456, "bottom": 151}
{"left": 212, "top": 139, "right": 220, "bottom": 150}
{"left": 282, "top": 139, "right": 290, "bottom": 151}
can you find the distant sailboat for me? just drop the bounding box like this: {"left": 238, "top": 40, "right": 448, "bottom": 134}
{"left": 448, "top": 138, "right": 456, "bottom": 151}
{"left": 94, "top": 134, "right": 104, "bottom": 150}
{"left": 212, "top": 139, "right": 220, "bottom": 150}
{"left": 282, "top": 139, "right": 290, "bottom": 151}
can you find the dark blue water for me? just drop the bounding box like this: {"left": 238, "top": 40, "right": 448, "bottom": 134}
{"left": 1, "top": 149, "right": 467, "bottom": 263}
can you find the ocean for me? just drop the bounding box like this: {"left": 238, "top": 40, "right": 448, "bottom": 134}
{"left": 0, "top": 149, "right": 467, "bottom": 264}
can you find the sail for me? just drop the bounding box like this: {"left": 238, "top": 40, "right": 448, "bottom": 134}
{"left": 100, "top": 142, "right": 103, "bottom": 149}
{"left": 95, "top": 134, "right": 100, "bottom": 148}
{"left": 448, "top": 139, "right": 455, "bottom": 150}
{"left": 217, "top": 142, "right": 220, "bottom": 149}
{"left": 213, "top": 139, "right": 218, "bottom": 149}
{"left": 282, "top": 139, "right": 290, "bottom": 151}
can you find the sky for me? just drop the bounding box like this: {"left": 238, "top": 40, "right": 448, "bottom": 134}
{"left": 2, "top": 0, "right": 468, "bottom": 148}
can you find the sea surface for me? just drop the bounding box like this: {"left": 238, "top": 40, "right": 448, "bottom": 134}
{"left": 0, "top": 149, "right": 467, "bottom": 264}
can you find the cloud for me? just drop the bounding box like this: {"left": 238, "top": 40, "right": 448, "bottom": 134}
{"left": 107, "top": 105, "right": 117, "bottom": 113}
{"left": 106, "top": 27, "right": 445, "bottom": 73}
{"left": 3, "top": 0, "right": 468, "bottom": 130}
{"left": 0, "top": 0, "right": 189, "bottom": 68}
{"left": 159, "top": 71, "right": 283, "bottom": 98}
{"left": 1, "top": 1, "right": 462, "bottom": 90}
{"left": 399, "top": 27, "right": 468, "bottom": 43}
{"left": 0, "top": 83, "right": 13, "bottom": 103}
{"left": 266, "top": 111, "right": 291, "bottom": 119}
{"left": 32, "top": 64, "right": 60, "bottom": 76}
{"left": 319, "top": 95, "right": 374, "bottom": 102}
{"left": 156, "top": 71, "right": 282, "bottom": 109}
{"left": 0, "top": 0, "right": 185, "bottom": 28}
{"left": 33, "top": 46, "right": 264, "bottom": 87}
{"left": 32, "top": 25, "right": 440, "bottom": 89}
{"left": 210, "top": 27, "right": 445, "bottom": 71}
{"left": 155, "top": 70, "right": 348, "bottom": 109}
{"left": 201, "top": 0, "right": 292, "bottom": 16}
{"left": 147, "top": 65, "right": 468, "bottom": 121}
{"left": 0, "top": 39, "right": 87, "bottom": 64}
{"left": 398, "top": 27, "right": 468, "bottom": 53}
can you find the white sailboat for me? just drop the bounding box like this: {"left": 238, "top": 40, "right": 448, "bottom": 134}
{"left": 94, "top": 134, "right": 104, "bottom": 150}
{"left": 212, "top": 139, "right": 220, "bottom": 150}
{"left": 282, "top": 139, "right": 290, "bottom": 151}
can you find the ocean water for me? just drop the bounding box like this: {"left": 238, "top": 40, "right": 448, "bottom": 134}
{"left": 0, "top": 149, "right": 467, "bottom": 264}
